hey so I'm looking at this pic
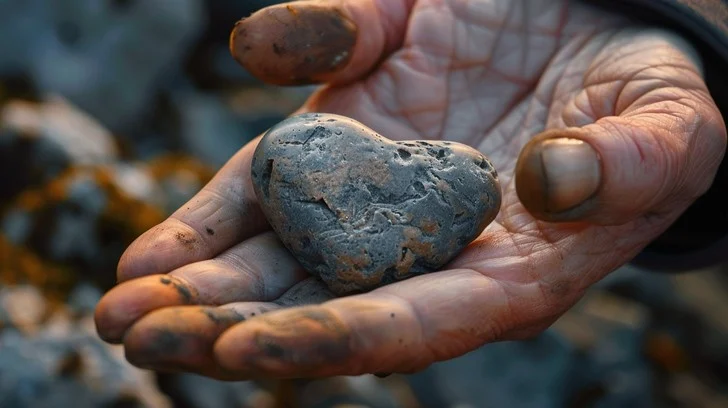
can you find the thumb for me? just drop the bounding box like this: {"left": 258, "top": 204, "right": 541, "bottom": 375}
{"left": 229, "top": 0, "right": 415, "bottom": 86}
{"left": 515, "top": 106, "right": 726, "bottom": 226}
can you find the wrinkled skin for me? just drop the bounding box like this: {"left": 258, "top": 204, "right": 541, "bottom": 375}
{"left": 95, "top": 0, "right": 726, "bottom": 379}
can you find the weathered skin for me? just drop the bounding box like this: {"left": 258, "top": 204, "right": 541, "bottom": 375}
{"left": 229, "top": 2, "right": 357, "bottom": 86}
{"left": 251, "top": 113, "right": 501, "bottom": 295}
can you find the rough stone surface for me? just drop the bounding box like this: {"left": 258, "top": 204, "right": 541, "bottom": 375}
{"left": 251, "top": 113, "right": 502, "bottom": 295}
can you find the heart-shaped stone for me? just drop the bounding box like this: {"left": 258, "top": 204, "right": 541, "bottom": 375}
{"left": 251, "top": 113, "right": 501, "bottom": 295}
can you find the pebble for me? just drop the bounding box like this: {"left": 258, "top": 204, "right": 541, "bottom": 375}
{"left": 0, "top": 285, "right": 47, "bottom": 334}
{"left": 0, "top": 97, "right": 117, "bottom": 203}
{"left": 251, "top": 113, "right": 501, "bottom": 294}
{"left": 0, "top": 308, "right": 172, "bottom": 408}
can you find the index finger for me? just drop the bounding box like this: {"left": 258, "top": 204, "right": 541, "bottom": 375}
{"left": 117, "top": 138, "right": 268, "bottom": 282}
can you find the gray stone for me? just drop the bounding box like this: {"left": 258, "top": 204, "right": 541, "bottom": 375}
{"left": 406, "top": 332, "right": 578, "bottom": 408}
{"left": 66, "top": 283, "right": 102, "bottom": 317}
{"left": 1, "top": 97, "right": 118, "bottom": 165}
{"left": 0, "top": 0, "right": 204, "bottom": 132}
{"left": 166, "top": 374, "right": 272, "bottom": 408}
{"left": 0, "top": 313, "right": 171, "bottom": 408}
{"left": 0, "top": 97, "right": 118, "bottom": 202}
{"left": 0, "top": 285, "right": 47, "bottom": 334}
{"left": 251, "top": 113, "right": 501, "bottom": 295}
{"left": 172, "top": 91, "right": 257, "bottom": 167}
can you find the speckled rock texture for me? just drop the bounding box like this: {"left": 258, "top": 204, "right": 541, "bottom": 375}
{"left": 251, "top": 113, "right": 502, "bottom": 295}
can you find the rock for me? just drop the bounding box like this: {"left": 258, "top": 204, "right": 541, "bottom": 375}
{"left": 143, "top": 154, "right": 215, "bottom": 214}
{"left": 667, "top": 373, "right": 728, "bottom": 408}
{"left": 0, "top": 313, "right": 172, "bottom": 408}
{"left": 172, "top": 91, "right": 259, "bottom": 166}
{"left": 579, "top": 323, "right": 654, "bottom": 408}
{"left": 251, "top": 113, "right": 501, "bottom": 295}
{"left": 0, "top": 96, "right": 118, "bottom": 202}
{"left": 0, "top": 160, "right": 198, "bottom": 290}
{"left": 293, "top": 376, "right": 403, "bottom": 408}
{"left": 0, "top": 0, "right": 45, "bottom": 76}
{"left": 66, "top": 283, "right": 103, "bottom": 317}
{"left": 550, "top": 289, "right": 655, "bottom": 407}
{"left": 0, "top": 236, "right": 76, "bottom": 303}
{"left": 0, "top": 0, "right": 205, "bottom": 133}
{"left": 169, "top": 84, "right": 312, "bottom": 167}
{"left": 28, "top": 0, "right": 204, "bottom": 132}
{"left": 0, "top": 285, "right": 47, "bottom": 334}
{"left": 406, "top": 331, "right": 578, "bottom": 408}
{"left": 164, "top": 374, "right": 274, "bottom": 408}
{"left": 1, "top": 96, "right": 118, "bottom": 165}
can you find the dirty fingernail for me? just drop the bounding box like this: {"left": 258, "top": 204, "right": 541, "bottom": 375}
{"left": 516, "top": 137, "right": 601, "bottom": 217}
{"left": 229, "top": 2, "right": 357, "bottom": 86}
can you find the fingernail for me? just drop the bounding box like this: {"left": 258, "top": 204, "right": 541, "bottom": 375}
{"left": 229, "top": 2, "right": 357, "bottom": 86}
{"left": 516, "top": 137, "right": 601, "bottom": 217}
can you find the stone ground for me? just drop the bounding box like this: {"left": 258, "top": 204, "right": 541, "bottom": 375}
{"left": 1, "top": 1, "right": 727, "bottom": 407}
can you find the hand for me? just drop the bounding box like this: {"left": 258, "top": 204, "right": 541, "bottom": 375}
{"left": 95, "top": 0, "right": 726, "bottom": 379}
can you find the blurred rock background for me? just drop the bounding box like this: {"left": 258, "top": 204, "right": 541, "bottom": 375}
{"left": 0, "top": 1, "right": 727, "bottom": 407}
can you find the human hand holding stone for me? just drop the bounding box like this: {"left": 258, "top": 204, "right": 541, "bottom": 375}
{"left": 95, "top": 0, "right": 726, "bottom": 379}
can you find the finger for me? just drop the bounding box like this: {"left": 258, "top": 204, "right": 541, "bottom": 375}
{"left": 96, "top": 232, "right": 307, "bottom": 343}
{"left": 212, "top": 269, "right": 527, "bottom": 378}
{"left": 124, "top": 305, "right": 256, "bottom": 379}
{"left": 117, "top": 138, "right": 268, "bottom": 281}
{"left": 229, "top": 0, "right": 415, "bottom": 86}
{"left": 122, "top": 278, "right": 334, "bottom": 379}
{"left": 516, "top": 111, "right": 726, "bottom": 226}
{"left": 516, "top": 55, "right": 726, "bottom": 225}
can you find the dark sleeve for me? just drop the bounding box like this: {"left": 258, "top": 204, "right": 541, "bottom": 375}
{"left": 581, "top": 0, "right": 728, "bottom": 271}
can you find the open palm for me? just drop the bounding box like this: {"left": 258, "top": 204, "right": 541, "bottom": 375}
{"left": 95, "top": 0, "right": 725, "bottom": 379}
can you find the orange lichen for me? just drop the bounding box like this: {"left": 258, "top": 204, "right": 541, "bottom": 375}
{"left": 145, "top": 153, "right": 215, "bottom": 182}
{"left": 15, "top": 190, "right": 45, "bottom": 212}
{"left": 645, "top": 332, "right": 690, "bottom": 372}
{"left": 0, "top": 235, "right": 76, "bottom": 305}
{"left": 45, "top": 175, "right": 70, "bottom": 201}
{"left": 0, "top": 154, "right": 215, "bottom": 296}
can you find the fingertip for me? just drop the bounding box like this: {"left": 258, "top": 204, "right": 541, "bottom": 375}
{"left": 116, "top": 242, "right": 143, "bottom": 283}
{"left": 229, "top": 0, "right": 413, "bottom": 86}
{"left": 94, "top": 298, "right": 123, "bottom": 345}
{"left": 94, "top": 283, "right": 138, "bottom": 344}
{"left": 516, "top": 130, "right": 602, "bottom": 222}
{"left": 94, "top": 275, "right": 199, "bottom": 344}
{"left": 122, "top": 319, "right": 174, "bottom": 370}
{"left": 123, "top": 307, "right": 222, "bottom": 370}
{"left": 117, "top": 221, "right": 204, "bottom": 282}
{"left": 230, "top": 1, "right": 358, "bottom": 86}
